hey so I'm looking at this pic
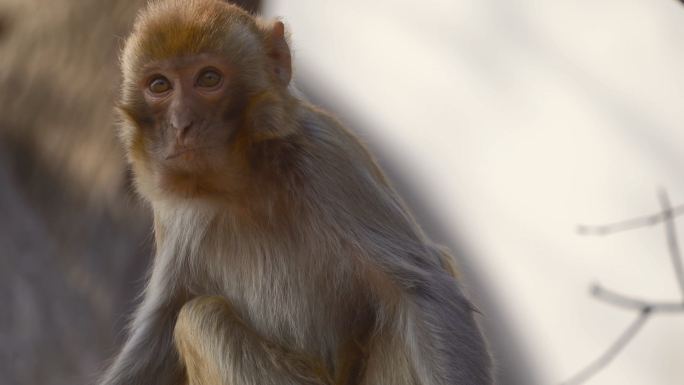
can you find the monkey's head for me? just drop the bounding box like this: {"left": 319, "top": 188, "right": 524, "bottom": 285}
{"left": 118, "top": 0, "right": 293, "bottom": 201}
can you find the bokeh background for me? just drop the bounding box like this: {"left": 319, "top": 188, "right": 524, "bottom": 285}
{"left": 1, "top": 0, "right": 683, "bottom": 384}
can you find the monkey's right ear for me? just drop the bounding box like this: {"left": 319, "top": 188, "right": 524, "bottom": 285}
{"left": 266, "top": 21, "right": 292, "bottom": 87}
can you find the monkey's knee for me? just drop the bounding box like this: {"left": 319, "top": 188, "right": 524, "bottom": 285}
{"left": 175, "top": 296, "right": 232, "bottom": 345}
{"left": 174, "top": 296, "right": 232, "bottom": 385}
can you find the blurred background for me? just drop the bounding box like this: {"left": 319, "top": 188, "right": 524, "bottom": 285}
{"left": 1, "top": 0, "right": 683, "bottom": 384}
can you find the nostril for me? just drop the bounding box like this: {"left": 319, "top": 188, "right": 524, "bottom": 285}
{"left": 175, "top": 121, "right": 194, "bottom": 140}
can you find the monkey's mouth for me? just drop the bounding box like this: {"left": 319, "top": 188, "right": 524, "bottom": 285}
{"left": 165, "top": 146, "right": 215, "bottom": 161}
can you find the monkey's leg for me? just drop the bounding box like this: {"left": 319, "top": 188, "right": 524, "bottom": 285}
{"left": 174, "top": 296, "right": 333, "bottom": 385}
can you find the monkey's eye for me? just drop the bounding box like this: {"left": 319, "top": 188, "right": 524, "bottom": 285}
{"left": 196, "top": 69, "right": 222, "bottom": 88}
{"left": 149, "top": 76, "right": 171, "bottom": 93}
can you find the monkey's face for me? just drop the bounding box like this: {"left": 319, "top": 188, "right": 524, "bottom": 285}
{"left": 118, "top": 0, "right": 292, "bottom": 200}
{"left": 127, "top": 53, "right": 251, "bottom": 197}
{"left": 142, "top": 53, "right": 243, "bottom": 167}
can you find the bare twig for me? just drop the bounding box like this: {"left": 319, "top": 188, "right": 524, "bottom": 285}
{"left": 562, "top": 307, "right": 651, "bottom": 385}
{"left": 657, "top": 189, "right": 684, "bottom": 300}
{"left": 576, "top": 204, "right": 684, "bottom": 236}
{"left": 591, "top": 283, "right": 684, "bottom": 313}
{"left": 561, "top": 308, "right": 651, "bottom": 385}
{"left": 562, "top": 190, "right": 684, "bottom": 385}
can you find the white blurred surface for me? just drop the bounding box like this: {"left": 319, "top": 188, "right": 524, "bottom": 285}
{"left": 264, "top": 1, "right": 684, "bottom": 384}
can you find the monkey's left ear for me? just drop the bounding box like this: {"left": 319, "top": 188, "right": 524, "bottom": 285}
{"left": 266, "top": 21, "right": 292, "bottom": 86}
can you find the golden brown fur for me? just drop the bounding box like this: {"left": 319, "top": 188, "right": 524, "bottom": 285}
{"left": 99, "top": 1, "right": 492, "bottom": 384}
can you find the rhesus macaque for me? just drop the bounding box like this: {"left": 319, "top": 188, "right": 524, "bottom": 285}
{"left": 100, "top": 0, "right": 492, "bottom": 384}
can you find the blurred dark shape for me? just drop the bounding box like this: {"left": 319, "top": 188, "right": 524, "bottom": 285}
{"left": 0, "top": 1, "right": 150, "bottom": 384}
{"left": 0, "top": 15, "right": 7, "bottom": 42}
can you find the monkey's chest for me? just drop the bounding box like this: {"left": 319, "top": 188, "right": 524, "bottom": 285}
{"left": 203, "top": 249, "right": 372, "bottom": 355}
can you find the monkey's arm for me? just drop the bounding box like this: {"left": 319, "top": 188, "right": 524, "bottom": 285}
{"left": 174, "top": 296, "right": 333, "bottom": 385}
{"left": 362, "top": 263, "right": 492, "bottom": 385}
{"left": 99, "top": 265, "right": 187, "bottom": 385}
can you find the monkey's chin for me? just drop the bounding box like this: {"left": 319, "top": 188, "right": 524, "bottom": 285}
{"left": 156, "top": 169, "right": 217, "bottom": 200}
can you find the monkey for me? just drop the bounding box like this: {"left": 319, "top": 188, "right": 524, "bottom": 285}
{"left": 99, "top": 0, "right": 493, "bottom": 384}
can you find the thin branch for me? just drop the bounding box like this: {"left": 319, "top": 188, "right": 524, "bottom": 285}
{"left": 576, "top": 204, "right": 684, "bottom": 236}
{"left": 560, "top": 308, "right": 651, "bottom": 385}
{"left": 657, "top": 189, "right": 684, "bottom": 301}
{"left": 591, "top": 283, "right": 684, "bottom": 313}
{"left": 565, "top": 189, "right": 684, "bottom": 384}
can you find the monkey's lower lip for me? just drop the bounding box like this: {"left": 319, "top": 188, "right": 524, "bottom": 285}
{"left": 165, "top": 146, "right": 213, "bottom": 160}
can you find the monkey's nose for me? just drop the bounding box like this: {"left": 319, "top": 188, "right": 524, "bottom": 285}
{"left": 174, "top": 121, "right": 195, "bottom": 142}
{"left": 170, "top": 106, "right": 195, "bottom": 139}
